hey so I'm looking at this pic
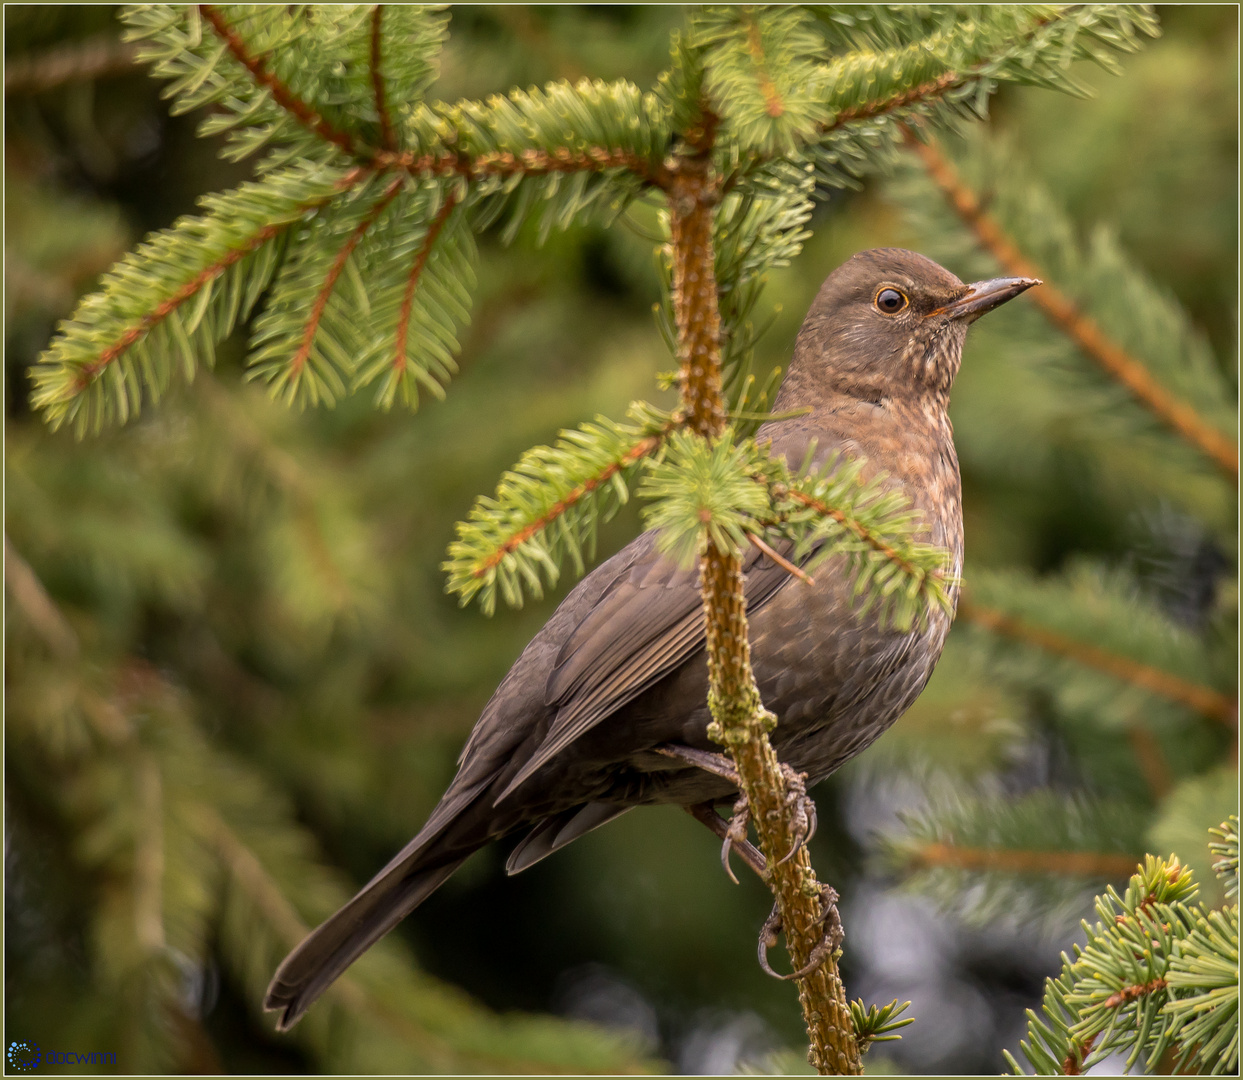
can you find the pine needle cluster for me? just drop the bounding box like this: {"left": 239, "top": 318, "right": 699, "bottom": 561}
{"left": 1006, "top": 818, "right": 1238, "bottom": 1076}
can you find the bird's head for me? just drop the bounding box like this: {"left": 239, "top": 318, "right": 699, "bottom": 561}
{"left": 786, "top": 248, "right": 1038, "bottom": 405}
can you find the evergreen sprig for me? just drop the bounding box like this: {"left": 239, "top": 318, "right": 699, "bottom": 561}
{"left": 849, "top": 997, "right": 915, "bottom": 1053}
{"left": 693, "top": 6, "right": 828, "bottom": 157}
{"left": 1004, "top": 824, "right": 1239, "bottom": 1075}
{"left": 882, "top": 789, "right": 1148, "bottom": 926}
{"left": 774, "top": 451, "right": 956, "bottom": 632}
{"left": 959, "top": 562, "right": 1231, "bottom": 727}
{"left": 32, "top": 4, "right": 1159, "bottom": 437}
{"left": 800, "top": 6, "right": 1157, "bottom": 194}
{"left": 640, "top": 428, "right": 776, "bottom": 565}
{"left": 443, "top": 403, "right": 675, "bottom": 615}
{"left": 31, "top": 161, "right": 364, "bottom": 433}
{"left": 124, "top": 4, "right": 450, "bottom": 168}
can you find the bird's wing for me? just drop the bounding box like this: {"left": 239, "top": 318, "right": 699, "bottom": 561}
{"left": 493, "top": 532, "right": 797, "bottom": 802}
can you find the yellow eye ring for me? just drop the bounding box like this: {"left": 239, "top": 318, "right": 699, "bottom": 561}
{"left": 875, "top": 287, "right": 908, "bottom": 315}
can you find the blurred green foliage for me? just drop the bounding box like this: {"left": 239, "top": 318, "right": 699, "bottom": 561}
{"left": 5, "top": 5, "right": 1236, "bottom": 1075}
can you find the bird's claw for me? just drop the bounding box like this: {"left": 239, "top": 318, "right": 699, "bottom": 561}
{"left": 774, "top": 764, "right": 817, "bottom": 867}
{"left": 756, "top": 884, "right": 844, "bottom": 982}
{"left": 721, "top": 793, "right": 751, "bottom": 886}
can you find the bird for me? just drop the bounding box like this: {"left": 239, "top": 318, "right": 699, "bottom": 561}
{"left": 264, "top": 247, "right": 1039, "bottom": 1030}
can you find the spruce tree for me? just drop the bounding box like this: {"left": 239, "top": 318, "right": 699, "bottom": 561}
{"left": 7, "top": 4, "right": 1235, "bottom": 1075}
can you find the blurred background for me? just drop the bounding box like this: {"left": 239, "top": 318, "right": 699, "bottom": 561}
{"left": 5, "top": 5, "right": 1237, "bottom": 1074}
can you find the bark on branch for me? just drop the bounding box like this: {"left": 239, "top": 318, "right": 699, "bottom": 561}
{"left": 668, "top": 113, "right": 862, "bottom": 1076}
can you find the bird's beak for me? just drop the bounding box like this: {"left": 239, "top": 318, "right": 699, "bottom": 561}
{"left": 933, "top": 276, "right": 1041, "bottom": 323}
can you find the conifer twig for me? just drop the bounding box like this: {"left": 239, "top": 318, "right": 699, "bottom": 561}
{"left": 471, "top": 433, "right": 668, "bottom": 578}
{"left": 1063, "top": 1032, "right": 1098, "bottom": 1075}
{"left": 958, "top": 597, "right": 1237, "bottom": 725}
{"left": 294, "top": 175, "right": 404, "bottom": 377}
{"left": 746, "top": 530, "right": 813, "bottom": 585}
{"left": 903, "top": 128, "right": 1239, "bottom": 482}
{"left": 786, "top": 488, "right": 945, "bottom": 594}
{"left": 70, "top": 165, "right": 371, "bottom": 392}
{"left": 905, "top": 841, "right": 1140, "bottom": 879}
{"left": 199, "top": 4, "right": 362, "bottom": 158}
{"left": 741, "top": 10, "right": 785, "bottom": 119}
{"left": 369, "top": 6, "right": 395, "bottom": 151}
{"left": 393, "top": 192, "right": 458, "bottom": 377}
{"left": 818, "top": 11, "right": 1060, "bottom": 136}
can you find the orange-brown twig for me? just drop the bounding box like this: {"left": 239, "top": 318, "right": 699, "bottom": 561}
{"left": 904, "top": 129, "right": 1239, "bottom": 482}
{"left": 393, "top": 192, "right": 458, "bottom": 377}
{"left": 74, "top": 166, "right": 371, "bottom": 391}
{"left": 743, "top": 13, "right": 785, "bottom": 118}
{"left": 906, "top": 841, "right": 1140, "bottom": 879}
{"left": 1063, "top": 1032, "right": 1097, "bottom": 1075}
{"left": 369, "top": 6, "right": 395, "bottom": 151}
{"left": 957, "top": 597, "right": 1237, "bottom": 726}
{"left": 1103, "top": 978, "right": 1168, "bottom": 1010}
{"left": 471, "top": 434, "right": 667, "bottom": 577}
{"left": 200, "top": 5, "right": 362, "bottom": 158}
{"left": 746, "top": 531, "right": 813, "bottom": 585}
{"left": 823, "top": 71, "right": 962, "bottom": 133}
{"left": 787, "top": 488, "right": 944, "bottom": 590}
{"left": 377, "top": 145, "right": 668, "bottom": 188}
{"left": 292, "top": 175, "right": 403, "bottom": 377}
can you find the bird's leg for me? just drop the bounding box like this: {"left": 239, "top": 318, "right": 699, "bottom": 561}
{"left": 684, "top": 801, "right": 767, "bottom": 883}
{"left": 653, "top": 743, "right": 740, "bottom": 784}
{"left": 756, "top": 884, "right": 845, "bottom": 982}
{"left": 774, "top": 763, "right": 818, "bottom": 867}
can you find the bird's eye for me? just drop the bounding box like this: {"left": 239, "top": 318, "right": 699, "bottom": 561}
{"left": 875, "top": 287, "right": 908, "bottom": 314}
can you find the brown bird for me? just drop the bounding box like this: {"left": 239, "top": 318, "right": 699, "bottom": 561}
{"left": 264, "top": 248, "right": 1038, "bottom": 1030}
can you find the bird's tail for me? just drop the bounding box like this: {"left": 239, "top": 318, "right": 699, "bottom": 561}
{"left": 264, "top": 847, "right": 470, "bottom": 1031}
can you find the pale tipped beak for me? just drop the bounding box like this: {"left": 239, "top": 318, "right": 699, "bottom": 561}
{"left": 933, "top": 276, "right": 1041, "bottom": 323}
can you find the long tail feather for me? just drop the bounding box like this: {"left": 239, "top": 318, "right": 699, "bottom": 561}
{"left": 264, "top": 854, "right": 469, "bottom": 1031}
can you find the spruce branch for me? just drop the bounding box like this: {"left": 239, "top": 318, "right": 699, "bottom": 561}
{"left": 902, "top": 841, "right": 1141, "bottom": 881}
{"left": 694, "top": 6, "right": 828, "bottom": 155}
{"left": 31, "top": 162, "right": 371, "bottom": 432}
{"left": 904, "top": 128, "right": 1239, "bottom": 482}
{"left": 291, "top": 175, "right": 404, "bottom": 384}
{"left": 1006, "top": 844, "right": 1239, "bottom": 1076}
{"left": 849, "top": 998, "right": 914, "bottom": 1054}
{"left": 735, "top": 6, "right": 1160, "bottom": 194}
{"left": 444, "top": 405, "right": 674, "bottom": 614}
{"left": 369, "top": 6, "right": 395, "bottom": 152}
{"left": 884, "top": 789, "right": 1150, "bottom": 926}
{"left": 391, "top": 190, "right": 459, "bottom": 395}
{"left": 198, "top": 4, "right": 361, "bottom": 158}
{"left": 959, "top": 597, "right": 1237, "bottom": 726}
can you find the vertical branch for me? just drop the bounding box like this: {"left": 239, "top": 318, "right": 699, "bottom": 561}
{"left": 369, "top": 6, "right": 395, "bottom": 151}
{"left": 667, "top": 118, "right": 862, "bottom": 1076}
{"left": 393, "top": 192, "right": 458, "bottom": 374}
{"left": 292, "top": 175, "right": 404, "bottom": 376}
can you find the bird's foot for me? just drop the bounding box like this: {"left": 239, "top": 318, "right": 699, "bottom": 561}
{"left": 756, "top": 884, "right": 844, "bottom": 982}
{"left": 721, "top": 792, "right": 752, "bottom": 885}
{"left": 775, "top": 764, "right": 817, "bottom": 867}
{"left": 685, "top": 802, "right": 766, "bottom": 882}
